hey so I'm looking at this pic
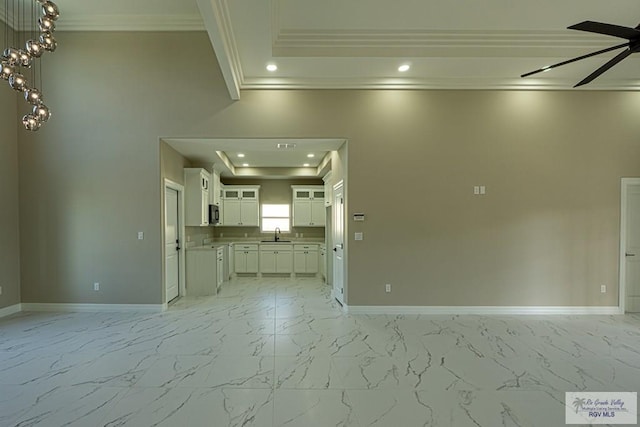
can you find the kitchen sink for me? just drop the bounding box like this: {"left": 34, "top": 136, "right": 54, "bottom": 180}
{"left": 261, "top": 240, "right": 291, "bottom": 243}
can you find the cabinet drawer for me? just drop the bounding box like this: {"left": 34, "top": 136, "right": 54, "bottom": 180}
{"left": 236, "top": 244, "right": 258, "bottom": 251}
{"left": 260, "top": 244, "right": 292, "bottom": 252}
{"left": 294, "top": 244, "right": 318, "bottom": 252}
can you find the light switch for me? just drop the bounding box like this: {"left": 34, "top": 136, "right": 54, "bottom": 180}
{"left": 480, "top": 186, "right": 486, "bottom": 195}
{"left": 474, "top": 186, "right": 480, "bottom": 195}
{"left": 355, "top": 232, "right": 363, "bottom": 241}
{"left": 138, "top": 232, "right": 144, "bottom": 240}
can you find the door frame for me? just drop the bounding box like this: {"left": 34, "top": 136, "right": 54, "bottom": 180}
{"left": 164, "top": 178, "right": 186, "bottom": 302}
{"left": 619, "top": 178, "right": 640, "bottom": 313}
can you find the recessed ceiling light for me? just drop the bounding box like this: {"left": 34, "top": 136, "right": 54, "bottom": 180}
{"left": 237, "top": 153, "right": 245, "bottom": 158}
{"left": 398, "top": 64, "right": 410, "bottom": 72}
{"left": 277, "top": 143, "right": 297, "bottom": 149}
{"left": 303, "top": 163, "right": 310, "bottom": 167}
{"left": 242, "top": 163, "right": 249, "bottom": 167}
{"left": 266, "top": 64, "right": 278, "bottom": 72}
{"left": 307, "top": 154, "right": 315, "bottom": 158}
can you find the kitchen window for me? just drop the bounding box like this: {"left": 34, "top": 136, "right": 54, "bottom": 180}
{"left": 261, "top": 204, "right": 290, "bottom": 232}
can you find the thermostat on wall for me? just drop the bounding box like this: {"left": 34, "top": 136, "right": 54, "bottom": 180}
{"left": 353, "top": 213, "right": 365, "bottom": 221}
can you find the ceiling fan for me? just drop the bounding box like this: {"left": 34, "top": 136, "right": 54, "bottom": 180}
{"left": 521, "top": 21, "right": 640, "bottom": 87}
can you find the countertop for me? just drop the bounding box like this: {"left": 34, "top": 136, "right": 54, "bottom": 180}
{"left": 186, "top": 239, "right": 325, "bottom": 251}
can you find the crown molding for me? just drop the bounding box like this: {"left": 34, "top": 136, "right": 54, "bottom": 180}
{"left": 241, "top": 76, "right": 640, "bottom": 91}
{"left": 273, "top": 28, "right": 615, "bottom": 58}
{"left": 197, "top": 0, "right": 243, "bottom": 100}
{"left": 56, "top": 15, "right": 205, "bottom": 32}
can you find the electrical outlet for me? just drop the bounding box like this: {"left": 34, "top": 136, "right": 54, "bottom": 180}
{"left": 601, "top": 285, "right": 606, "bottom": 293}
{"left": 138, "top": 231, "right": 144, "bottom": 240}
{"left": 385, "top": 284, "right": 391, "bottom": 293}
{"left": 94, "top": 282, "right": 100, "bottom": 291}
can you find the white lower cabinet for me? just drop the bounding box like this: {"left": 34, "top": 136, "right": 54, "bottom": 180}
{"left": 319, "top": 244, "right": 326, "bottom": 281}
{"left": 216, "top": 247, "right": 224, "bottom": 290}
{"left": 294, "top": 244, "right": 319, "bottom": 273}
{"left": 228, "top": 243, "right": 235, "bottom": 280}
{"left": 234, "top": 244, "right": 259, "bottom": 273}
{"left": 186, "top": 247, "right": 226, "bottom": 296}
{"left": 259, "top": 244, "right": 293, "bottom": 273}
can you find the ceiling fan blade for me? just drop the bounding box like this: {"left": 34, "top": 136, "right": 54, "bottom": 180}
{"left": 520, "top": 42, "right": 628, "bottom": 78}
{"left": 569, "top": 21, "right": 640, "bottom": 40}
{"left": 574, "top": 47, "right": 633, "bottom": 87}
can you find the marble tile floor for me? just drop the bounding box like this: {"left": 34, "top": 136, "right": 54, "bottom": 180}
{"left": 0, "top": 276, "right": 639, "bottom": 427}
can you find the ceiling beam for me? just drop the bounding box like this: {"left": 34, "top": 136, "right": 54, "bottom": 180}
{"left": 196, "top": 0, "right": 243, "bottom": 100}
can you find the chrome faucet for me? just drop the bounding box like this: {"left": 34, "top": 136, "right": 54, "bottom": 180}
{"left": 274, "top": 227, "right": 281, "bottom": 242}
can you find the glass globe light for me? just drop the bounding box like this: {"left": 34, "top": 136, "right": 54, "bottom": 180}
{"left": 22, "top": 114, "right": 41, "bottom": 131}
{"left": 0, "top": 61, "right": 15, "bottom": 80}
{"left": 26, "top": 40, "right": 44, "bottom": 58}
{"left": 39, "top": 32, "right": 57, "bottom": 52}
{"left": 9, "top": 73, "right": 27, "bottom": 91}
{"left": 25, "top": 87, "right": 43, "bottom": 104}
{"left": 18, "top": 50, "right": 32, "bottom": 67}
{"left": 38, "top": 16, "right": 56, "bottom": 32}
{"left": 2, "top": 48, "right": 20, "bottom": 65}
{"left": 41, "top": 1, "right": 60, "bottom": 21}
{"left": 33, "top": 104, "right": 51, "bottom": 122}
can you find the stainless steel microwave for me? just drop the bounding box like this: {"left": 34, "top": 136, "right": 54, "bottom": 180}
{"left": 209, "top": 204, "right": 220, "bottom": 225}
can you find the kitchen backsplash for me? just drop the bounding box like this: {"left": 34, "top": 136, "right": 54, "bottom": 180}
{"left": 213, "top": 226, "right": 324, "bottom": 240}
{"left": 185, "top": 226, "right": 215, "bottom": 246}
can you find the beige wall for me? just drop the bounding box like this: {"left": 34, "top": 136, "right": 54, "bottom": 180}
{"left": 0, "top": 21, "right": 20, "bottom": 308}
{"left": 16, "top": 31, "right": 640, "bottom": 307}
{"left": 161, "top": 141, "right": 191, "bottom": 185}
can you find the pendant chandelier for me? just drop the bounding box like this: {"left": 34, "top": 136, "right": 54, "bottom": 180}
{"left": 1, "top": 0, "right": 59, "bottom": 131}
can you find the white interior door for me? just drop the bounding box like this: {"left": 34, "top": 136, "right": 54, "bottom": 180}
{"left": 165, "top": 187, "right": 180, "bottom": 302}
{"left": 623, "top": 182, "right": 640, "bottom": 312}
{"left": 333, "top": 181, "right": 345, "bottom": 305}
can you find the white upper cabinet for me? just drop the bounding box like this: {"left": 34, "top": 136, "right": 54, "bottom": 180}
{"left": 184, "top": 168, "right": 210, "bottom": 227}
{"left": 322, "top": 172, "right": 333, "bottom": 207}
{"left": 221, "top": 185, "right": 260, "bottom": 227}
{"left": 292, "top": 185, "right": 325, "bottom": 227}
{"left": 211, "top": 170, "right": 222, "bottom": 206}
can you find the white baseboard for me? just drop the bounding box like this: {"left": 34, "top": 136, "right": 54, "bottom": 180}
{"left": 0, "top": 304, "right": 22, "bottom": 319}
{"left": 21, "top": 303, "right": 168, "bottom": 313}
{"left": 344, "top": 305, "right": 623, "bottom": 316}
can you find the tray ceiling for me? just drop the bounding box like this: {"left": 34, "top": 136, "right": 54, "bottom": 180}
{"left": 4, "top": 0, "right": 640, "bottom": 97}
